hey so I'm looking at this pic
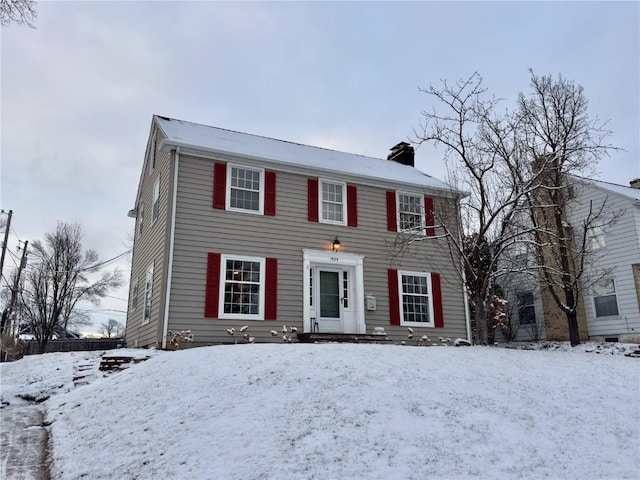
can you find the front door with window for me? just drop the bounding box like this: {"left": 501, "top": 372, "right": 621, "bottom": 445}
{"left": 317, "top": 269, "right": 343, "bottom": 332}
{"left": 304, "top": 250, "right": 365, "bottom": 335}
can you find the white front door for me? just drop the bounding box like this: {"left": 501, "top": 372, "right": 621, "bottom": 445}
{"left": 317, "top": 268, "right": 343, "bottom": 332}
{"left": 303, "top": 249, "right": 365, "bottom": 335}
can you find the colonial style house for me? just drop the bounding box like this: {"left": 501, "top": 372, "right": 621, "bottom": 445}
{"left": 125, "top": 116, "right": 470, "bottom": 348}
{"left": 504, "top": 177, "right": 640, "bottom": 344}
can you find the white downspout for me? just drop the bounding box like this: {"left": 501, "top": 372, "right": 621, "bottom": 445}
{"left": 162, "top": 147, "right": 180, "bottom": 349}
{"left": 458, "top": 197, "right": 472, "bottom": 343}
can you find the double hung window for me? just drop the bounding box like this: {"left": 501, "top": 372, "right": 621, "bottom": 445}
{"left": 398, "top": 193, "right": 424, "bottom": 233}
{"left": 142, "top": 264, "right": 154, "bottom": 325}
{"left": 593, "top": 278, "right": 619, "bottom": 317}
{"left": 320, "top": 180, "right": 346, "bottom": 225}
{"left": 398, "top": 271, "right": 433, "bottom": 326}
{"left": 228, "top": 165, "right": 264, "bottom": 214}
{"left": 152, "top": 178, "right": 160, "bottom": 223}
{"left": 220, "top": 255, "right": 265, "bottom": 318}
{"left": 517, "top": 292, "right": 536, "bottom": 324}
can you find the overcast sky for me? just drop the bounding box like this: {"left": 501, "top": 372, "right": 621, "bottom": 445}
{"left": 2, "top": 1, "right": 639, "bottom": 335}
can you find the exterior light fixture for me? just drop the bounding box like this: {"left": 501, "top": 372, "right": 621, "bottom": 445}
{"left": 331, "top": 236, "right": 341, "bottom": 252}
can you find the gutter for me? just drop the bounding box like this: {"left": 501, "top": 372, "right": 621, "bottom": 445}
{"left": 157, "top": 138, "right": 467, "bottom": 199}
{"left": 161, "top": 147, "right": 180, "bottom": 349}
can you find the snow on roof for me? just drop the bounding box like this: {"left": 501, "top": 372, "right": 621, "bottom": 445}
{"left": 154, "top": 116, "right": 457, "bottom": 193}
{"left": 583, "top": 177, "right": 640, "bottom": 201}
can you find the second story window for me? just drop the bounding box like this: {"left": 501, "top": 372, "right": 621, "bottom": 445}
{"left": 138, "top": 203, "right": 145, "bottom": 236}
{"left": 152, "top": 177, "right": 160, "bottom": 223}
{"left": 398, "top": 193, "right": 424, "bottom": 233}
{"left": 586, "top": 221, "right": 605, "bottom": 250}
{"left": 320, "top": 180, "right": 346, "bottom": 225}
{"left": 228, "top": 165, "right": 264, "bottom": 214}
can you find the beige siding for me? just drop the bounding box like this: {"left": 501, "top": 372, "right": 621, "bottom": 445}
{"left": 125, "top": 126, "right": 172, "bottom": 348}
{"left": 166, "top": 153, "right": 468, "bottom": 345}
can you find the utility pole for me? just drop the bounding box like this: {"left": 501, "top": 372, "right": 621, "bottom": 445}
{"left": 0, "top": 240, "right": 28, "bottom": 335}
{"left": 0, "top": 209, "right": 13, "bottom": 282}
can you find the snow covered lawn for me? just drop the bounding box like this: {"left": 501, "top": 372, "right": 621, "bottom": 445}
{"left": 2, "top": 343, "right": 638, "bottom": 479}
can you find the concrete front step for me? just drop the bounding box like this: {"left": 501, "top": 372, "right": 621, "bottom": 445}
{"left": 296, "top": 333, "right": 392, "bottom": 344}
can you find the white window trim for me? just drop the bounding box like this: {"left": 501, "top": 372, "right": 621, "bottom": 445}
{"left": 131, "top": 280, "right": 139, "bottom": 311}
{"left": 396, "top": 191, "right": 426, "bottom": 234}
{"left": 148, "top": 130, "right": 157, "bottom": 174}
{"left": 142, "top": 263, "right": 154, "bottom": 325}
{"left": 138, "top": 203, "right": 145, "bottom": 236}
{"left": 592, "top": 278, "right": 620, "bottom": 318}
{"left": 226, "top": 164, "right": 265, "bottom": 215}
{"left": 319, "top": 179, "right": 347, "bottom": 226}
{"left": 151, "top": 177, "right": 160, "bottom": 224}
{"left": 586, "top": 222, "right": 606, "bottom": 251}
{"left": 218, "top": 254, "right": 266, "bottom": 320}
{"left": 398, "top": 269, "right": 435, "bottom": 327}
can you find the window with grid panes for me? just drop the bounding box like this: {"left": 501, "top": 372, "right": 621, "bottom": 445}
{"left": 320, "top": 180, "right": 346, "bottom": 224}
{"left": 398, "top": 193, "right": 424, "bottom": 232}
{"left": 229, "top": 166, "right": 262, "bottom": 212}
{"left": 399, "top": 271, "right": 433, "bottom": 326}
{"left": 222, "top": 257, "right": 264, "bottom": 317}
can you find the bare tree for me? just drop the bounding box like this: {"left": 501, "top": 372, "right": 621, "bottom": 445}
{"left": 1, "top": 0, "right": 37, "bottom": 27}
{"left": 19, "top": 222, "right": 122, "bottom": 352}
{"left": 398, "top": 73, "right": 540, "bottom": 345}
{"left": 101, "top": 318, "right": 124, "bottom": 338}
{"left": 515, "top": 71, "right": 620, "bottom": 346}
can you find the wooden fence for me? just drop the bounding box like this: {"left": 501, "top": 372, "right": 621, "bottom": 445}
{"left": 23, "top": 338, "right": 125, "bottom": 355}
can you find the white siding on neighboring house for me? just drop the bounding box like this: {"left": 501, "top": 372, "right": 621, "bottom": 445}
{"left": 568, "top": 180, "right": 640, "bottom": 341}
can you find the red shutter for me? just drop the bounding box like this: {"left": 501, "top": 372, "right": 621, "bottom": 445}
{"left": 431, "top": 272, "right": 444, "bottom": 328}
{"left": 425, "top": 196, "right": 435, "bottom": 237}
{"left": 265, "top": 171, "right": 276, "bottom": 216}
{"left": 308, "top": 178, "right": 319, "bottom": 222}
{"left": 347, "top": 184, "right": 358, "bottom": 227}
{"left": 204, "top": 253, "right": 221, "bottom": 317}
{"left": 265, "top": 257, "right": 278, "bottom": 320}
{"left": 386, "top": 191, "right": 397, "bottom": 232}
{"left": 388, "top": 269, "right": 400, "bottom": 325}
{"left": 213, "top": 163, "right": 227, "bottom": 209}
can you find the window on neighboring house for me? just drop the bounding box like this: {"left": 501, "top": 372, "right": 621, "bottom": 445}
{"left": 152, "top": 178, "right": 160, "bottom": 223}
{"left": 131, "top": 281, "right": 139, "bottom": 311}
{"left": 517, "top": 292, "right": 536, "bottom": 324}
{"left": 398, "top": 271, "right": 433, "bottom": 326}
{"left": 398, "top": 193, "right": 424, "bottom": 233}
{"left": 586, "top": 222, "right": 605, "bottom": 250}
{"left": 227, "top": 165, "right": 264, "bottom": 214}
{"left": 320, "top": 180, "right": 346, "bottom": 224}
{"left": 142, "top": 264, "right": 154, "bottom": 325}
{"left": 138, "top": 203, "right": 145, "bottom": 236}
{"left": 220, "top": 255, "right": 265, "bottom": 318}
{"left": 593, "top": 278, "right": 619, "bottom": 317}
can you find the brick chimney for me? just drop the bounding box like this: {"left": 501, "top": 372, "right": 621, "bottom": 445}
{"left": 630, "top": 178, "right": 640, "bottom": 189}
{"left": 387, "top": 142, "right": 414, "bottom": 167}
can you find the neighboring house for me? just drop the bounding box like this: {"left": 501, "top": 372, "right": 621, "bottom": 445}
{"left": 565, "top": 177, "right": 640, "bottom": 343}
{"left": 125, "top": 116, "right": 470, "bottom": 348}
{"left": 499, "top": 176, "right": 640, "bottom": 344}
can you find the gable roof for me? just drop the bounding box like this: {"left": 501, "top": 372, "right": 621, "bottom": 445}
{"left": 153, "top": 115, "right": 458, "bottom": 194}
{"left": 578, "top": 177, "right": 640, "bottom": 202}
